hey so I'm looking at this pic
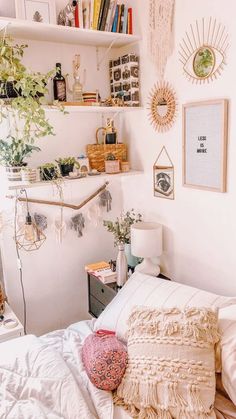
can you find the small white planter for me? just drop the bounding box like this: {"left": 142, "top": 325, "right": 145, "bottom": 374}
{"left": 5, "top": 166, "right": 22, "bottom": 182}
{"left": 21, "top": 168, "right": 37, "bottom": 183}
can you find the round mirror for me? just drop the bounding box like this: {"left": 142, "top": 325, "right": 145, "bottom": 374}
{"left": 148, "top": 82, "right": 177, "bottom": 132}
{"left": 193, "top": 47, "right": 215, "bottom": 78}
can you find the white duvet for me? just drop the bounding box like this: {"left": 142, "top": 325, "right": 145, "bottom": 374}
{"left": 0, "top": 320, "right": 117, "bottom": 419}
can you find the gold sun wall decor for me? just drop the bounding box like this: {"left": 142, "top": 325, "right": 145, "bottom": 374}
{"left": 179, "top": 17, "right": 228, "bottom": 84}
{"left": 148, "top": 81, "right": 177, "bottom": 132}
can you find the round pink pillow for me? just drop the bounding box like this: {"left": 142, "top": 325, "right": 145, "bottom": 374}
{"left": 82, "top": 330, "right": 127, "bottom": 391}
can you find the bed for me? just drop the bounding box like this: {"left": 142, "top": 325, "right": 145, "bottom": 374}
{"left": 1, "top": 273, "right": 236, "bottom": 419}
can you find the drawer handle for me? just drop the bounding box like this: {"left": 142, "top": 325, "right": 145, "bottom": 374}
{"left": 101, "top": 289, "right": 105, "bottom": 293}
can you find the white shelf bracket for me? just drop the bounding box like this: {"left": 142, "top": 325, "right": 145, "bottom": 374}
{"left": 96, "top": 38, "right": 118, "bottom": 71}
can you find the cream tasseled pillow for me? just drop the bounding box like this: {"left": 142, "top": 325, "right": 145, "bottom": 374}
{"left": 114, "top": 306, "right": 220, "bottom": 419}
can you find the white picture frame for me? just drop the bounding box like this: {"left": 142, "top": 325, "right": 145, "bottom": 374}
{"left": 15, "top": 0, "right": 56, "bottom": 24}
{"left": 183, "top": 99, "right": 228, "bottom": 192}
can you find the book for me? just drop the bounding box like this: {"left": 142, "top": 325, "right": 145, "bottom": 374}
{"left": 119, "top": 4, "right": 125, "bottom": 33}
{"left": 85, "top": 261, "right": 110, "bottom": 271}
{"left": 106, "top": 0, "right": 117, "bottom": 32}
{"left": 93, "top": 0, "right": 101, "bottom": 29}
{"left": 97, "top": 0, "right": 106, "bottom": 30}
{"left": 78, "top": 0, "right": 84, "bottom": 28}
{"left": 111, "top": 4, "right": 119, "bottom": 32}
{"left": 122, "top": 6, "right": 128, "bottom": 34}
{"left": 82, "top": 0, "right": 90, "bottom": 29}
{"left": 92, "top": 268, "right": 117, "bottom": 284}
{"left": 89, "top": 0, "right": 94, "bottom": 30}
{"left": 100, "top": 0, "right": 110, "bottom": 31}
{"left": 75, "top": 2, "right": 79, "bottom": 27}
{"left": 128, "top": 7, "right": 133, "bottom": 34}
{"left": 116, "top": 4, "right": 121, "bottom": 33}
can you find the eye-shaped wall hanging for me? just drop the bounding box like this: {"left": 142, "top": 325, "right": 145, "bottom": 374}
{"left": 147, "top": 81, "right": 177, "bottom": 132}
{"left": 179, "top": 17, "right": 228, "bottom": 84}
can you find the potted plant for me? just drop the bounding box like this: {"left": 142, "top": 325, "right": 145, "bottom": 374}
{"left": 56, "top": 157, "right": 79, "bottom": 177}
{"left": 103, "top": 210, "right": 142, "bottom": 269}
{"left": 105, "top": 153, "right": 120, "bottom": 174}
{"left": 0, "top": 136, "right": 40, "bottom": 181}
{"left": 0, "top": 34, "right": 56, "bottom": 180}
{"left": 39, "top": 163, "right": 59, "bottom": 181}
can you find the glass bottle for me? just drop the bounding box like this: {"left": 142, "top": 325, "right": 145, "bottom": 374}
{"left": 53, "top": 63, "right": 66, "bottom": 102}
{"left": 73, "top": 76, "right": 84, "bottom": 103}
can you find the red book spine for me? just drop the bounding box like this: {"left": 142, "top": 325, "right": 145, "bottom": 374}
{"left": 75, "top": 3, "right": 79, "bottom": 27}
{"left": 128, "top": 7, "right": 133, "bottom": 34}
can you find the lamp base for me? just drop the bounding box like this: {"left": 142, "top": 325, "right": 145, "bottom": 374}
{"left": 134, "top": 258, "right": 160, "bottom": 277}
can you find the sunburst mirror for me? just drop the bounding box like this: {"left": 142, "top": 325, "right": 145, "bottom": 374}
{"left": 148, "top": 81, "right": 177, "bottom": 132}
{"left": 179, "top": 18, "right": 228, "bottom": 83}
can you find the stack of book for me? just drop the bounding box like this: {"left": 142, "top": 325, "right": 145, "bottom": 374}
{"left": 75, "top": 1, "right": 133, "bottom": 34}
{"left": 85, "top": 261, "right": 117, "bottom": 284}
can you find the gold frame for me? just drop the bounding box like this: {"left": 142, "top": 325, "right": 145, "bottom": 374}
{"left": 183, "top": 99, "right": 228, "bottom": 192}
{"left": 147, "top": 81, "right": 177, "bottom": 132}
{"left": 179, "top": 18, "right": 228, "bottom": 84}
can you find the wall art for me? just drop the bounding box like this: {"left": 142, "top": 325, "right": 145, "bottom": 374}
{"left": 148, "top": 0, "right": 175, "bottom": 79}
{"left": 153, "top": 146, "right": 174, "bottom": 200}
{"left": 148, "top": 81, "right": 177, "bottom": 132}
{"left": 183, "top": 99, "right": 228, "bottom": 192}
{"left": 16, "top": 0, "right": 56, "bottom": 24}
{"left": 179, "top": 18, "right": 228, "bottom": 84}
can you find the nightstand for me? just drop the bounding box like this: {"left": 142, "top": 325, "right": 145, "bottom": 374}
{"left": 0, "top": 303, "right": 24, "bottom": 343}
{"left": 87, "top": 273, "right": 118, "bottom": 318}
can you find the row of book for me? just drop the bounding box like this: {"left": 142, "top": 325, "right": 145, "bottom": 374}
{"left": 85, "top": 261, "right": 117, "bottom": 284}
{"left": 76, "top": 1, "right": 133, "bottom": 34}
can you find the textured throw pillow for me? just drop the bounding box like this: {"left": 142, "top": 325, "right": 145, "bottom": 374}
{"left": 82, "top": 330, "right": 127, "bottom": 391}
{"left": 114, "top": 306, "right": 220, "bottom": 419}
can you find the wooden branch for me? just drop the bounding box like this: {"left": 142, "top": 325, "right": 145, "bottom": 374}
{"left": 6, "top": 182, "right": 109, "bottom": 211}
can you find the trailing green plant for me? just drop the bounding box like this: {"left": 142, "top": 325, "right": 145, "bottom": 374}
{"left": 105, "top": 153, "right": 116, "bottom": 161}
{"left": 0, "top": 34, "right": 55, "bottom": 149}
{"left": 0, "top": 136, "right": 40, "bottom": 166}
{"left": 39, "top": 162, "right": 57, "bottom": 170}
{"left": 56, "top": 157, "right": 77, "bottom": 165}
{"left": 103, "top": 209, "right": 142, "bottom": 246}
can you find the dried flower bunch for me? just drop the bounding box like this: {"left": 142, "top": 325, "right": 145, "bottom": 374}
{"left": 103, "top": 209, "right": 142, "bottom": 246}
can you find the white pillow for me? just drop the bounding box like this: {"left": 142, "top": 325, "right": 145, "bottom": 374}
{"left": 95, "top": 272, "right": 236, "bottom": 341}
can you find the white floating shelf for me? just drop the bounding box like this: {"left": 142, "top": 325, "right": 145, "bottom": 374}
{"left": 0, "top": 18, "right": 141, "bottom": 47}
{"left": 7, "top": 170, "right": 143, "bottom": 191}
{"left": 44, "top": 105, "right": 143, "bottom": 113}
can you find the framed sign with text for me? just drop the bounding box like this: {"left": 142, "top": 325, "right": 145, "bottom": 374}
{"left": 183, "top": 100, "right": 228, "bottom": 192}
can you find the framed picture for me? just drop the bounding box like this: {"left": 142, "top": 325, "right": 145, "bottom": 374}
{"left": 183, "top": 100, "right": 228, "bottom": 192}
{"left": 16, "top": 0, "right": 56, "bottom": 24}
{"left": 153, "top": 146, "right": 175, "bottom": 200}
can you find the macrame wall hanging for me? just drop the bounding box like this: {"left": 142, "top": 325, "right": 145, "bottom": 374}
{"left": 148, "top": 0, "right": 175, "bottom": 79}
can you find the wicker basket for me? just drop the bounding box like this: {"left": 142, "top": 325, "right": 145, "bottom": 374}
{"left": 86, "top": 130, "right": 127, "bottom": 172}
{"left": 0, "top": 282, "right": 5, "bottom": 315}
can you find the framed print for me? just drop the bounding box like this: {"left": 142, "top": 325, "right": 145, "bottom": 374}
{"left": 183, "top": 99, "right": 228, "bottom": 192}
{"left": 153, "top": 146, "right": 175, "bottom": 200}
{"left": 16, "top": 0, "right": 56, "bottom": 24}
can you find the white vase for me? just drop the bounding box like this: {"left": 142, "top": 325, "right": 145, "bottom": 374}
{"left": 116, "top": 243, "right": 128, "bottom": 287}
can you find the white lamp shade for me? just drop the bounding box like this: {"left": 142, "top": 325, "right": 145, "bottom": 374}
{"left": 131, "top": 222, "right": 162, "bottom": 258}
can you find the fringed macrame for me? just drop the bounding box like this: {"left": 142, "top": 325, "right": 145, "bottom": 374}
{"left": 70, "top": 213, "right": 85, "bottom": 237}
{"left": 148, "top": 0, "right": 175, "bottom": 79}
{"left": 99, "top": 190, "right": 112, "bottom": 212}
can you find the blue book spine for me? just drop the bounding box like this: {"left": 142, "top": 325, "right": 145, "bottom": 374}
{"left": 111, "top": 5, "right": 119, "bottom": 32}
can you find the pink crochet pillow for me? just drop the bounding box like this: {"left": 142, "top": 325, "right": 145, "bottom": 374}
{"left": 82, "top": 330, "right": 128, "bottom": 391}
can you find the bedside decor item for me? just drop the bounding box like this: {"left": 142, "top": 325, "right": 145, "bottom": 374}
{"left": 131, "top": 222, "right": 162, "bottom": 276}
{"left": 179, "top": 18, "right": 228, "bottom": 83}
{"left": 153, "top": 146, "right": 174, "bottom": 199}
{"left": 116, "top": 242, "right": 128, "bottom": 287}
{"left": 114, "top": 306, "right": 219, "bottom": 418}
{"left": 15, "top": 190, "right": 46, "bottom": 252}
{"left": 82, "top": 330, "right": 127, "bottom": 391}
{"left": 105, "top": 153, "right": 120, "bottom": 174}
{"left": 148, "top": 0, "right": 175, "bottom": 79}
{"left": 86, "top": 131, "right": 127, "bottom": 172}
{"left": 109, "top": 53, "right": 140, "bottom": 107}
{"left": 183, "top": 99, "right": 228, "bottom": 192}
{"left": 148, "top": 81, "right": 177, "bottom": 132}
{"left": 103, "top": 210, "right": 142, "bottom": 247}
{"left": 70, "top": 213, "right": 85, "bottom": 237}
{"left": 16, "top": 0, "right": 56, "bottom": 23}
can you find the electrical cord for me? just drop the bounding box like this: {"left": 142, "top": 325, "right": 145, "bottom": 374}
{"left": 14, "top": 194, "right": 27, "bottom": 335}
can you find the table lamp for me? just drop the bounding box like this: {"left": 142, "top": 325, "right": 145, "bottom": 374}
{"left": 131, "top": 222, "right": 162, "bottom": 276}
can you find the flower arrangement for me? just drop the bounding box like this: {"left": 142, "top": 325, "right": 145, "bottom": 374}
{"left": 103, "top": 209, "right": 142, "bottom": 246}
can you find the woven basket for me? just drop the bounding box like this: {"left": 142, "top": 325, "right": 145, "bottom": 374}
{"left": 86, "top": 129, "right": 127, "bottom": 172}
{"left": 0, "top": 282, "right": 5, "bottom": 315}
